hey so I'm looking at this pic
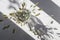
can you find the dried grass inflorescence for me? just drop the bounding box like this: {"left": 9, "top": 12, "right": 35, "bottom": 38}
{"left": 9, "top": 2, "right": 31, "bottom": 24}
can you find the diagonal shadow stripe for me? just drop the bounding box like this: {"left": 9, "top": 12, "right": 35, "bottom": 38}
{"left": 0, "top": 12, "right": 34, "bottom": 40}
{"left": 31, "top": 0, "right": 60, "bottom": 23}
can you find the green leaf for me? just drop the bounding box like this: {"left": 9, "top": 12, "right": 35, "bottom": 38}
{"left": 3, "top": 25, "right": 10, "bottom": 30}
{"left": 12, "top": 29, "right": 16, "bottom": 34}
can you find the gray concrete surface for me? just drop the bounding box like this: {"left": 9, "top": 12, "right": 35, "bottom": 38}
{"left": 31, "top": 0, "right": 60, "bottom": 23}
{"left": 0, "top": 12, "right": 34, "bottom": 40}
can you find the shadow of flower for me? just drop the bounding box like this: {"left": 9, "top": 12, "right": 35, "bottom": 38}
{"left": 28, "top": 15, "right": 54, "bottom": 40}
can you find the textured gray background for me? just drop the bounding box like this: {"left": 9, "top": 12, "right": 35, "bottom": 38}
{"left": 31, "top": 0, "right": 60, "bottom": 23}
{"left": 0, "top": 12, "right": 34, "bottom": 40}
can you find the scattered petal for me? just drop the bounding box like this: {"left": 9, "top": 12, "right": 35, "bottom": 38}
{"left": 49, "top": 32, "right": 54, "bottom": 34}
{"left": 51, "top": 21, "right": 53, "bottom": 24}
{"left": 3, "top": 25, "right": 10, "bottom": 30}
{"left": 54, "top": 28, "right": 58, "bottom": 30}
{"left": 30, "top": 5, "right": 33, "bottom": 7}
{"left": 35, "top": 2, "right": 39, "bottom": 6}
{"left": 13, "top": 18, "right": 16, "bottom": 21}
{"left": 38, "top": 8, "right": 42, "bottom": 10}
{"left": 33, "top": 12, "right": 35, "bottom": 14}
{"left": 9, "top": 13, "right": 14, "bottom": 16}
{"left": 57, "top": 33, "right": 60, "bottom": 35}
{"left": 19, "top": 8, "right": 22, "bottom": 10}
{"left": 0, "top": 20, "right": 3, "bottom": 22}
{"left": 32, "top": 9, "right": 35, "bottom": 11}
{"left": 12, "top": 29, "right": 16, "bottom": 34}
{"left": 22, "top": 2, "right": 25, "bottom": 8}
{"left": 47, "top": 28, "right": 53, "bottom": 30}
{"left": 3, "top": 15, "right": 8, "bottom": 18}
{"left": 10, "top": 17, "right": 12, "bottom": 19}
{"left": 35, "top": 13, "right": 40, "bottom": 16}
{"left": 33, "top": 2, "right": 39, "bottom": 7}
{"left": 59, "top": 36, "right": 60, "bottom": 37}
{"left": 41, "top": 38, "right": 45, "bottom": 40}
